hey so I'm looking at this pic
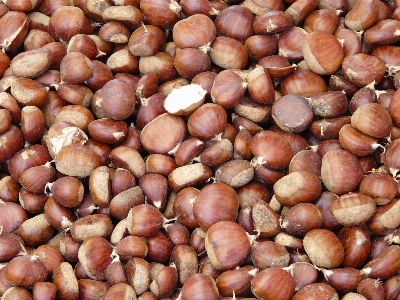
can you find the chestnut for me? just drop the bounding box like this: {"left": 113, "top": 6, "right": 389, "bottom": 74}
{"left": 173, "top": 14, "right": 216, "bottom": 49}
{"left": 303, "top": 228, "right": 345, "bottom": 268}
{"left": 205, "top": 221, "right": 251, "bottom": 270}
{"left": 193, "top": 183, "right": 239, "bottom": 230}
{"left": 251, "top": 267, "right": 295, "bottom": 300}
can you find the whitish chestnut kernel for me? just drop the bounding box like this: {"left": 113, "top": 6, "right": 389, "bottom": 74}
{"left": 303, "top": 229, "right": 344, "bottom": 268}
{"left": 164, "top": 84, "right": 206, "bottom": 116}
{"left": 251, "top": 267, "right": 295, "bottom": 300}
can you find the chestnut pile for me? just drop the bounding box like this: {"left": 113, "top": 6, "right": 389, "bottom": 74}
{"left": 1, "top": 0, "right": 400, "bottom": 299}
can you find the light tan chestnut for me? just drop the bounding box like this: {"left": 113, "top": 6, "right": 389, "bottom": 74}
{"left": 55, "top": 144, "right": 100, "bottom": 178}
{"left": 330, "top": 193, "right": 376, "bottom": 226}
{"left": 303, "top": 228, "right": 344, "bottom": 268}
